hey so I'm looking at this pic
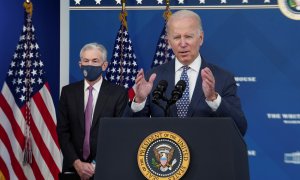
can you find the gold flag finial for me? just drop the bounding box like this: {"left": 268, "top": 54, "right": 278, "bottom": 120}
{"left": 119, "top": 0, "right": 128, "bottom": 30}
{"left": 23, "top": 0, "right": 33, "bottom": 16}
{"left": 166, "top": 0, "right": 170, "bottom": 6}
{"left": 163, "top": 0, "right": 172, "bottom": 21}
{"left": 121, "top": 0, "right": 126, "bottom": 12}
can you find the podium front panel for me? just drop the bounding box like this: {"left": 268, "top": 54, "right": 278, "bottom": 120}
{"left": 95, "top": 117, "right": 249, "bottom": 180}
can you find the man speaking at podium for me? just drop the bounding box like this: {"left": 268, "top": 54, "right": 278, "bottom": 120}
{"left": 124, "top": 10, "right": 247, "bottom": 136}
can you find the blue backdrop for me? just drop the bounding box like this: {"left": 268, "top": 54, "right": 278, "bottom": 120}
{"left": 69, "top": 0, "right": 300, "bottom": 180}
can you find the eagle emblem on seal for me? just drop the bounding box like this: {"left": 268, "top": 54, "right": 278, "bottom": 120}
{"left": 152, "top": 144, "right": 177, "bottom": 172}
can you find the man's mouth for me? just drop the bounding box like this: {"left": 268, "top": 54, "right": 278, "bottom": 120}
{"left": 179, "top": 51, "right": 189, "bottom": 56}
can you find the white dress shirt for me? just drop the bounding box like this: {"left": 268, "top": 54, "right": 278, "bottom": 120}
{"left": 175, "top": 55, "right": 201, "bottom": 101}
{"left": 84, "top": 78, "right": 103, "bottom": 121}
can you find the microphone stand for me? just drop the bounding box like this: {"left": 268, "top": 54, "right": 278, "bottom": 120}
{"left": 152, "top": 96, "right": 177, "bottom": 117}
{"left": 152, "top": 100, "right": 165, "bottom": 114}
{"left": 165, "top": 103, "right": 172, "bottom": 117}
{"left": 152, "top": 80, "right": 185, "bottom": 117}
{"left": 152, "top": 96, "right": 171, "bottom": 117}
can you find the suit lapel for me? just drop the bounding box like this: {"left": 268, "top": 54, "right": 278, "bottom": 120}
{"left": 187, "top": 59, "right": 207, "bottom": 117}
{"left": 91, "top": 80, "right": 109, "bottom": 129}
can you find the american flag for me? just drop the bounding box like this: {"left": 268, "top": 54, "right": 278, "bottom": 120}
{"left": 106, "top": 23, "right": 139, "bottom": 101}
{"left": 0, "top": 9, "right": 62, "bottom": 180}
{"left": 151, "top": 24, "right": 175, "bottom": 68}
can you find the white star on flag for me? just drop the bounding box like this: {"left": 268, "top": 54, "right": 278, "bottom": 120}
{"left": 116, "top": 0, "right": 121, "bottom": 4}
{"left": 199, "top": 0, "right": 205, "bottom": 4}
{"left": 178, "top": 0, "right": 184, "bottom": 4}
{"left": 242, "top": 0, "right": 248, "bottom": 3}
{"left": 95, "top": 0, "right": 101, "bottom": 4}
{"left": 151, "top": 24, "right": 175, "bottom": 68}
{"left": 157, "top": 0, "right": 163, "bottom": 4}
{"left": 264, "top": 0, "right": 270, "bottom": 3}
{"left": 221, "top": 0, "right": 227, "bottom": 4}
{"left": 136, "top": 0, "right": 143, "bottom": 4}
{"left": 74, "top": 0, "right": 81, "bottom": 5}
{"left": 106, "top": 24, "right": 139, "bottom": 101}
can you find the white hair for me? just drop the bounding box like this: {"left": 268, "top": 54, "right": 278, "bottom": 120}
{"left": 80, "top": 42, "right": 107, "bottom": 62}
{"left": 166, "top": 10, "right": 203, "bottom": 35}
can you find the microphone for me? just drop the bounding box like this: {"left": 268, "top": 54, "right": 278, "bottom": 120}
{"left": 169, "top": 80, "right": 186, "bottom": 104}
{"left": 152, "top": 80, "right": 168, "bottom": 102}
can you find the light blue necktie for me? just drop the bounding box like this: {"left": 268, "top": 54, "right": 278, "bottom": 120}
{"left": 176, "top": 66, "right": 190, "bottom": 118}
{"left": 83, "top": 86, "right": 93, "bottom": 160}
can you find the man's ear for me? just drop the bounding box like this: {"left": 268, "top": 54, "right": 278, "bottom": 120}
{"left": 199, "top": 32, "right": 204, "bottom": 46}
{"left": 166, "top": 35, "right": 170, "bottom": 45}
{"left": 102, "top": 61, "right": 108, "bottom": 71}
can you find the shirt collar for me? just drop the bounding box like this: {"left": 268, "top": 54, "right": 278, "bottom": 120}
{"left": 175, "top": 54, "right": 202, "bottom": 73}
{"left": 84, "top": 78, "right": 102, "bottom": 92}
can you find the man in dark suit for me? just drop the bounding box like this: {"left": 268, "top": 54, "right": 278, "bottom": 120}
{"left": 124, "top": 10, "right": 247, "bottom": 136}
{"left": 57, "top": 43, "right": 128, "bottom": 179}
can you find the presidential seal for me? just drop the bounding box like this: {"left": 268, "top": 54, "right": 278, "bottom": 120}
{"left": 278, "top": 0, "right": 300, "bottom": 20}
{"left": 137, "top": 131, "right": 190, "bottom": 180}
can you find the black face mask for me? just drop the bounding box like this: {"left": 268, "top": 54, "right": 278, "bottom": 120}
{"left": 80, "top": 65, "right": 103, "bottom": 81}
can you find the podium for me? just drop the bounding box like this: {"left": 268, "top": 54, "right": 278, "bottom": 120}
{"left": 95, "top": 117, "right": 249, "bottom": 180}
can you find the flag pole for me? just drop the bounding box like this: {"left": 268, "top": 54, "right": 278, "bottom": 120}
{"left": 163, "top": 0, "right": 172, "bottom": 65}
{"left": 23, "top": 0, "right": 33, "bottom": 165}
{"left": 122, "top": 0, "right": 125, "bottom": 12}
{"left": 120, "top": 0, "right": 128, "bottom": 30}
{"left": 118, "top": 0, "right": 127, "bottom": 84}
{"left": 163, "top": 0, "right": 172, "bottom": 21}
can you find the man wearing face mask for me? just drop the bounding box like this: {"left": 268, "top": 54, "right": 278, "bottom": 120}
{"left": 57, "top": 43, "right": 128, "bottom": 179}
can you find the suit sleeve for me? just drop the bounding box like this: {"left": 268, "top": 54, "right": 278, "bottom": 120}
{"left": 215, "top": 74, "right": 248, "bottom": 136}
{"left": 114, "top": 87, "right": 129, "bottom": 117}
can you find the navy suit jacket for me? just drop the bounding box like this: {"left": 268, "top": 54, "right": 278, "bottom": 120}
{"left": 124, "top": 59, "right": 247, "bottom": 136}
{"left": 57, "top": 79, "right": 128, "bottom": 171}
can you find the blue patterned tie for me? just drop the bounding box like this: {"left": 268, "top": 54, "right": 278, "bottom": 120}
{"left": 83, "top": 86, "right": 93, "bottom": 160}
{"left": 176, "top": 66, "right": 190, "bottom": 118}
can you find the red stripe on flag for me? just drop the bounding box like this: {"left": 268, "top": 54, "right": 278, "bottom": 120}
{"left": 0, "top": 156, "right": 9, "bottom": 180}
{"left": 44, "top": 82, "right": 50, "bottom": 91}
{"left": 0, "top": 94, "right": 25, "bottom": 149}
{"left": 20, "top": 106, "right": 60, "bottom": 179}
{"left": 30, "top": 155, "right": 44, "bottom": 180}
{"left": 32, "top": 91, "right": 60, "bottom": 148}
{"left": 128, "top": 87, "right": 135, "bottom": 101}
{"left": 0, "top": 125, "right": 26, "bottom": 179}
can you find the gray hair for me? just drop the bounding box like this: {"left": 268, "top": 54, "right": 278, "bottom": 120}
{"left": 80, "top": 42, "right": 107, "bottom": 62}
{"left": 166, "top": 10, "right": 203, "bottom": 35}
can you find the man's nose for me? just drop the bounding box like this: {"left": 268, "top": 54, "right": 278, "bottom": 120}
{"left": 179, "top": 38, "right": 187, "bottom": 47}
